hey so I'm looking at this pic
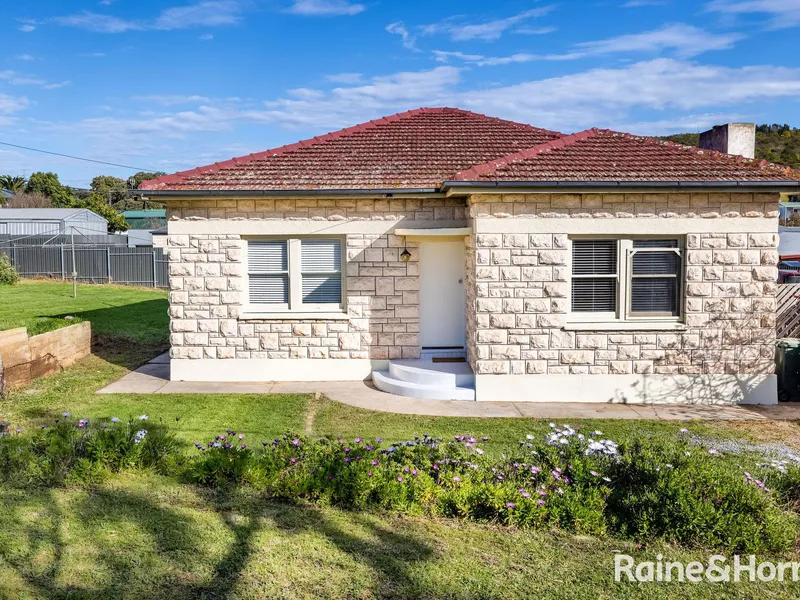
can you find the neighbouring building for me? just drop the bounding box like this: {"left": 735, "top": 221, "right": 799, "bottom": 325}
{"left": 138, "top": 108, "right": 800, "bottom": 404}
{"left": 0, "top": 208, "right": 108, "bottom": 238}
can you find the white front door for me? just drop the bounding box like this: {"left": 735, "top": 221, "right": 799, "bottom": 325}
{"left": 419, "top": 239, "right": 466, "bottom": 350}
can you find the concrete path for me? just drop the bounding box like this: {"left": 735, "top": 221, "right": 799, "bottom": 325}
{"left": 97, "top": 354, "right": 800, "bottom": 421}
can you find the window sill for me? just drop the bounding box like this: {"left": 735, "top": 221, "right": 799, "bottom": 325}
{"left": 563, "top": 321, "right": 687, "bottom": 332}
{"left": 239, "top": 312, "right": 351, "bottom": 321}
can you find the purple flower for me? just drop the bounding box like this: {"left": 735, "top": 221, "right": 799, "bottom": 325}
{"left": 744, "top": 472, "right": 752, "bottom": 480}
{"left": 344, "top": 457, "right": 352, "bottom": 463}
{"left": 328, "top": 475, "right": 334, "bottom": 480}
{"left": 537, "top": 499, "right": 546, "bottom": 506}
{"left": 290, "top": 458, "right": 298, "bottom": 464}
{"left": 262, "top": 441, "right": 268, "bottom": 447}
{"left": 411, "top": 470, "right": 418, "bottom": 476}
{"left": 366, "top": 445, "right": 374, "bottom": 451}
{"left": 241, "top": 444, "right": 247, "bottom": 449}
{"left": 292, "top": 439, "right": 301, "bottom": 447}
{"left": 371, "top": 459, "right": 379, "bottom": 466}
{"left": 453, "top": 476, "right": 461, "bottom": 483}
{"left": 403, "top": 466, "right": 410, "bottom": 472}
{"left": 708, "top": 449, "right": 719, "bottom": 455}
{"left": 521, "top": 491, "right": 531, "bottom": 499}
{"left": 506, "top": 502, "right": 515, "bottom": 509}
{"left": 354, "top": 437, "right": 362, "bottom": 443}
{"left": 239, "top": 434, "right": 245, "bottom": 440}
{"left": 62, "top": 412, "right": 70, "bottom": 418}
{"left": 344, "top": 447, "right": 351, "bottom": 453}
{"left": 368, "top": 471, "right": 373, "bottom": 477}
{"left": 482, "top": 436, "right": 488, "bottom": 441}
{"left": 376, "top": 437, "right": 382, "bottom": 442}
{"left": 111, "top": 417, "right": 119, "bottom": 423}
{"left": 397, "top": 476, "right": 404, "bottom": 482}
{"left": 432, "top": 464, "right": 439, "bottom": 471}
{"left": 590, "top": 471, "right": 600, "bottom": 477}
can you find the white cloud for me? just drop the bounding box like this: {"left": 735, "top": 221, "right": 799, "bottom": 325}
{"left": 575, "top": 23, "right": 741, "bottom": 58}
{"left": 241, "top": 66, "right": 461, "bottom": 128}
{"left": 54, "top": 11, "right": 141, "bottom": 33}
{"left": 77, "top": 52, "right": 107, "bottom": 57}
{"left": 622, "top": 0, "right": 669, "bottom": 6}
{"left": 324, "top": 72, "right": 364, "bottom": 84}
{"left": 231, "top": 59, "right": 800, "bottom": 134}
{"left": 14, "top": 54, "right": 36, "bottom": 61}
{"left": 286, "top": 0, "right": 365, "bottom": 16}
{"left": 514, "top": 26, "right": 557, "bottom": 35}
{"left": 422, "top": 6, "right": 556, "bottom": 41}
{"left": 386, "top": 22, "right": 416, "bottom": 50}
{"left": 155, "top": 1, "right": 243, "bottom": 29}
{"left": 0, "top": 70, "right": 70, "bottom": 89}
{"left": 17, "top": 20, "right": 38, "bottom": 33}
{"left": 706, "top": 0, "right": 800, "bottom": 29}
{"left": 199, "top": 33, "right": 214, "bottom": 40}
{"left": 42, "top": 81, "right": 72, "bottom": 90}
{"left": 434, "top": 24, "right": 742, "bottom": 66}
{"left": 53, "top": 1, "right": 246, "bottom": 33}
{"left": 132, "top": 95, "right": 216, "bottom": 105}
{"left": 0, "top": 93, "right": 29, "bottom": 114}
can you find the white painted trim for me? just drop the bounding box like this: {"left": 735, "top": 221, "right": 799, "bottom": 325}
{"left": 170, "top": 358, "right": 387, "bottom": 382}
{"left": 474, "top": 374, "right": 777, "bottom": 405}
{"left": 563, "top": 321, "right": 688, "bottom": 331}
{"left": 239, "top": 312, "right": 350, "bottom": 321}
{"left": 169, "top": 219, "right": 468, "bottom": 235}
{"left": 395, "top": 227, "right": 472, "bottom": 237}
{"left": 475, "top": 218, "right": 776, "bottom": 234}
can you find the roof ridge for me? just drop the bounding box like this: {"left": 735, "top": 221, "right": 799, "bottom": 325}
{"left": 141, "top": 107, "right": 562, "bottom": 190}
{"left": 452, "top": 128, "right": 598, "bottom": 181}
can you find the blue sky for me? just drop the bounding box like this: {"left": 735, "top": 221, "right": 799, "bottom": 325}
{"left": 2, "top": 0, "right": 799, "bottom": 187}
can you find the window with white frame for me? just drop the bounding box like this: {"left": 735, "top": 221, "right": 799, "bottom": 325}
{"left": 247, "top": 238, "right": 343, "bottom": 311}
{"left": 570, "top": 237, "right": 683, "bottom": 321}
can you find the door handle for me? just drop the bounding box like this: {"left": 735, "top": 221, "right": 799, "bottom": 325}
{"left": 458, "top": 278, "right": 463, "bottom": 284}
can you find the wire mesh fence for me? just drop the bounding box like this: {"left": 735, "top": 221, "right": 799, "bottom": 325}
{"left": 0, "top": 242, "right": 169, "bottom": 289}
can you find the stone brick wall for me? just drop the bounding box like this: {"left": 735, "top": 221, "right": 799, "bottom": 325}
{"left": 165, "top": 198, "right": 465, "bottom": 361}
{"left": 468, "top": 193, "right": 779, "bottom": 378}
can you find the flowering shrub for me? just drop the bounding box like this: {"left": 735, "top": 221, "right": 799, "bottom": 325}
{"left": 1, "top": 417, "right": 797, "bottom": 552}
{"left": 0, "top": 415, "right": 180, "bottom": 486}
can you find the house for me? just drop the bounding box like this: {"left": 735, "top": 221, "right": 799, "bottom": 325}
{"left": 1, "top": 189, "right": 14, "bottom": 204}
{"left": 0, "top": 208, "right": 108, "bottom": 238}
{"left": 139, "top": 108, "right": 800, "bottom": 404}
{"left": 122, "top": 209, "right": 168, "bottom": 247}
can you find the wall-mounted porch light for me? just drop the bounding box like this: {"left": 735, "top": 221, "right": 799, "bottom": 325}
{"left": 400, "top": 248, "right": 411, "bottom": 263}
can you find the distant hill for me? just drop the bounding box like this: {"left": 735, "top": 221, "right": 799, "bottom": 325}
{"left": 660, "top": 124, "right": 800, "bottom": 170}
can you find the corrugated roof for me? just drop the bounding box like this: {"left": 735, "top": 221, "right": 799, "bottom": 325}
{"left": 0, "top": 208, "right": 106, "bottom": 221}
{"left": 121, "top": 209, "right": 167, "bottom": 218}
{"left": 452, "top": 129, "right": 800, "bottom": 182}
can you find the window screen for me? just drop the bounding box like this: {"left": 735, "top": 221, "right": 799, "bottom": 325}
{"left": 630, "top": 239, "right": 681, "bottom": 316}
{"left": 571, "top": 239, "right": 618, "bottom": 313}
{"left": 301, "top": 239, "right": 342, "bottom": 305}
{"left": 248, "top": 240, "right": 288, "bottom": 304}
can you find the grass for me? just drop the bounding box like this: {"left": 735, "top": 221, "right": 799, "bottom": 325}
{"left": 0, "top": 280, "right": 168, "bottom": 340}
{"left": 3, "top": 281, "right": 800, "bottom": 598}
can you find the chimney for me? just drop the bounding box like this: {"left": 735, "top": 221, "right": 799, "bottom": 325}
{"left": 698, "top": 123, "right": 756, "bottom": 158}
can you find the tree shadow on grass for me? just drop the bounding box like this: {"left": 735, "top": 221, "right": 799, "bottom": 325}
{"left": 0, "top": 485, "right": 438, "bottom": 600}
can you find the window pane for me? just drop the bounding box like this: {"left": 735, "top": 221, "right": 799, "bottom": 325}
{"left": 572, "top": 240, "right": 617, "bottom": 275}
{"left": 571, "top": 278, "right": 616, "bottom": 312}
{"left": 249, "top": 240, "right": 287, "bottom": 272}
{"left": 632, "top": 250, "right": 680, "bottom": 275}
{"left": 631, "top": 278, "right": 678, "bottom": 315}
{"left": 301, "top": 239, "right": 341, "bottom": 273}
{"left": 249, "top": 274, "right": 288, "bottom": 304}
{"left": 302, "top": 275, "right": 342, "bottom": 304}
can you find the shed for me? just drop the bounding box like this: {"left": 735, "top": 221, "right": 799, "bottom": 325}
{"left": 121, "top": 209, "right": 167, "bottom": 229}
{"left": 0, "top": 208, "right": 108, "bottom": 237}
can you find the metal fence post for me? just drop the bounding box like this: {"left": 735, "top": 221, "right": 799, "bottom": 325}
{"left": 60, "top": 245, "right": 65, "bottom": 280}
{"left": 152, "top": 248, "right": 158, "bottom": 288}
{"left": 107, "top": 247, "right": 112, "bottom": 283}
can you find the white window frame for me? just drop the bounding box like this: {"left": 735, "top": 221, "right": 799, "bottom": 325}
{"left": 568, "top": 235, "right": 684, "bottom": 325}
{"left": 242, "top": 236, "right": 347, "bottom": 318}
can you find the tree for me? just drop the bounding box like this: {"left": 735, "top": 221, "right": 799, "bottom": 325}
{"left": 0, "top": 175, "right": 26, "bottom": 194}
{"left": 127, "top": 171, "right": 166, "bottom": 190}
{"left": 90, "top": 175, "right": 128, "bottom": 208}
{"left": 25, "top": 172, "right": 75, "bottom": 207}
{"left": 4, "top": 192, "right": 52, "bottom": 208}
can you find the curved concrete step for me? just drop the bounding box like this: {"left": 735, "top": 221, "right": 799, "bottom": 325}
{"left": 388, "top": 360, "right": 475, "bottom": 387}
{"left": 373, "top": 371, "right": 476, "bottom": 401}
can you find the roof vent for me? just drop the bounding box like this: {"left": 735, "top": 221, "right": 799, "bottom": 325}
{"left": 699, "top": 123, "right": 755, "bottom": 159}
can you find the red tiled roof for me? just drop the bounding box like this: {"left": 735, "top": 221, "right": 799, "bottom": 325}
{"left": 452, "top": 129, "right": 800, "bottom": 183}
{"left": 140, "top": 107, "right": 562, "bottom": 191}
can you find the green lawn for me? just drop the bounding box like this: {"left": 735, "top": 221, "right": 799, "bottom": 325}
{"left": 0, "top": 280, "right": 168, "bottom": 341}
{"left": 3, "top": 281, "right": 800, "bottom": 598}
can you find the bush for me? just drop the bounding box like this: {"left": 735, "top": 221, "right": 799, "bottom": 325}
{"left": 1, "top": 417, "right": 798, "bottom": 553}
{"left": 0, "top": 254, "right": 19, "bottom": 285}
{"left": 0, "top": 414, "right": 180, "bottom": 487}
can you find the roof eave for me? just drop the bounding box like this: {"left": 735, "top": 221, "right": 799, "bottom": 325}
{"left": 443, "top": 180, "right": 800, "bottom": 194}
{"left": 131, "top": 187, "right": 443, "bottom": 198}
